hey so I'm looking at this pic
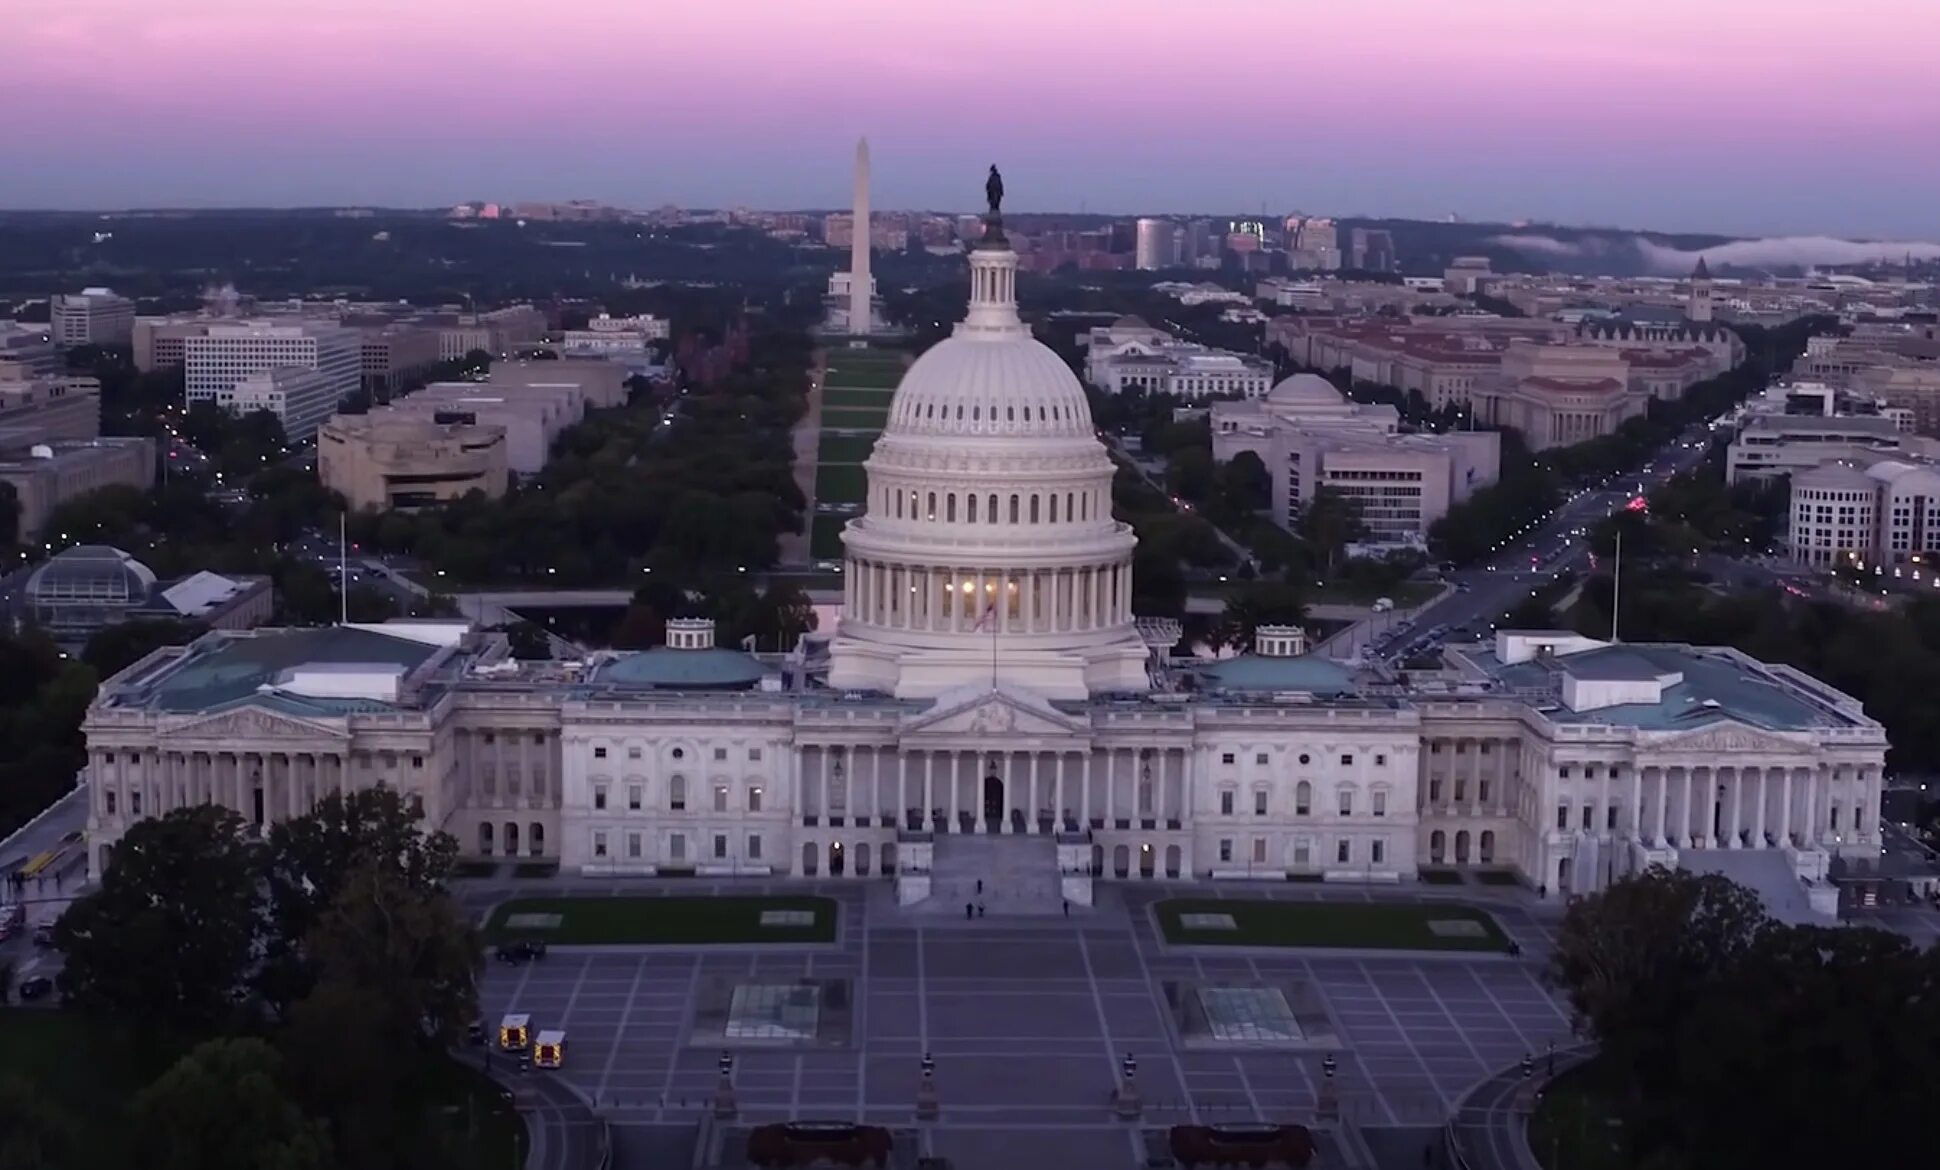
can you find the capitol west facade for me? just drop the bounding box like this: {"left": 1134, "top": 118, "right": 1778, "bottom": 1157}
{"left": 79, "top": 226, "right": 1887, "bottom": 911}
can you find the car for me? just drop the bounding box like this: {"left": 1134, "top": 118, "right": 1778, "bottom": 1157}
{"left": 17, "top": 976, "right": 54, "bottom": 1001}
{"left": 496, "top": 940, "right": 547, "bottom": 964}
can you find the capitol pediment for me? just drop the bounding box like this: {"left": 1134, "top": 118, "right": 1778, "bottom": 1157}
{"left": 163, "top": 705, "right": 350, "bottom": 744}
{"left": 902, "top": 686, "right": 1088, "bottom": 740}
{"left": 1650, "top": 721, "right": 1803, "bottom": 756}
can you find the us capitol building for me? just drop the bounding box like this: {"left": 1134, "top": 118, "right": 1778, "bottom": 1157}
{"left": 79, "top": 215, "right": 1887, "bottom": 916}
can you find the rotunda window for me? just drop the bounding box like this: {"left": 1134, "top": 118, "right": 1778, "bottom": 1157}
{"left": 947, "top": 495, "right": 956, "bottom": 522}
{"left": 987, "top": 494, "right": 998, "bottom": 522}
{"left": 967, "top": 495, "right": 978, "bottom": 523}
{"left": 1009, "top": 495, "right": 1020, "bottom": 523}
{"left": 1030, "top": 496, "right": 1040, "bottom": 523}
{"left": 927, "top": 492, "right": 937, "bottom": 520}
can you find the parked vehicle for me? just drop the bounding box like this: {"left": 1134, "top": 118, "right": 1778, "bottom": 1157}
{"left": 18, "top": 977, "right": 54, "bottom": 1001}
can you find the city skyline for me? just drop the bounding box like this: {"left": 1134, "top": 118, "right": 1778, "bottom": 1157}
{"left": 3, "top": 0, "right": 1938, "bottom": 239}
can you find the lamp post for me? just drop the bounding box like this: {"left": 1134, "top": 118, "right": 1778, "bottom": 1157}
{"left": 1115, "top": 1052, "right": 1142, "bottom": 1120}
{"left": 713, "top": 1050, "right": 737, "bottom": 1120}
{"left": 916, "top": 1051, "right": 939, "bottom": 1119}
{"left": 1318, "top": 1053, "right": 1339, "bottom": 1120}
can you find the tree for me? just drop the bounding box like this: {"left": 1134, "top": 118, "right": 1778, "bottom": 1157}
{"left": 1298, "top": 486, "right": 1367, "bottom": 575}
{"left": 260, "top": 787, "right": 459, "bottom": 1010}
{"left": 282, "top": 864, "right": 480, "bottom": 1170}
{"left": 1218, "top": 581, "right": 1308, "bottom": 650}
{"left": 498, "top": 621, "right": 550, "bottom": 659}
{"left": 130, "top": 1038, "right": 332, "bottom": 1170}
{"left": 54, "top": 805, "right": 262, "bottom": 1037}
{"left": 0, "top": 1076, "right": 81, "bottom": 1170}
{"left": 0, "top": 482, "right": 18, "bottom": 549}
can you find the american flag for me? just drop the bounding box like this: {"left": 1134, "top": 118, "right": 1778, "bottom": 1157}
{"left": 972, "top": 601, "right": 998, "bottom": 632}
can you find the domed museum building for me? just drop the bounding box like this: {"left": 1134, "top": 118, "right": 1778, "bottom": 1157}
{"left": 79, "top": 215, "right": 1883, "bottom": 919}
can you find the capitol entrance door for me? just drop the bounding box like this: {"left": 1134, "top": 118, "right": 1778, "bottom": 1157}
{"left": 983, "top": 775, "right": 1004, "bottom": 833}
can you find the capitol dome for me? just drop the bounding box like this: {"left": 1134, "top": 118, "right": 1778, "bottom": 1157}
{"left": 826, "top": 218, "right": 1152, "bottom": 701}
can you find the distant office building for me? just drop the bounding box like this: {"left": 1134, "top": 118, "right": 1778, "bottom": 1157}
{"left": 133, "top": 318, "right": 212, "bottom": 371}
{"left": 319, "top": 413, "right": 509, "bottom": 512}
{"left": 1443, "top": 257, "right": 1493, "bottom": 295}
{"left": 1134, "top": 218, "right": 1177, "bottom": 271}
{"left": 359, "top": 326, "right": 442, "bottom": 394}
{"left": 0, "top": 437, "right": 157, "bottom": 536}
{"left": 0, "top": 324, "right": 59, "bottom": 376}
{"left": 229, "top": 367, "right": 341, "bottom": 443}
{"left": 184, "top": 322, "right": 361, "bottom": 437}
{"left": 438, "top": 305, "right": 546, "bottom": 361}
{"left": 381, "top": 381, "right": 589, "bottom": 475}
{"left": 18, "top": 545, "right": 271, "bottom": 644}
{"left": 1349, "top": 228, "right": 1396, "bottom": 273}
{"left": 1212, "top": 374, "right": 1500, "bottom": 543}
{"left": 1288, "top": 218, "right": 1342, "bottom": 272}
{"left": 0, "top": 363, "right": 101, "bottom": 445}
{"left": 1084, "top": 317, "right": 1273, "bottom": 400}
{"left": 1789, "top": 453, "right": 1940, "bottom": 568}
{"left": 1728, "top": 413, "right": 1915, "bottom": 485}
{"left": 1474, "top": 344, "right": 1640, "bottom": 451}
{"left": 489, "top": 360, "right": 628, "bottom": 411}
{"left": 51, "top": 288, "right": 136, "bottom": 349}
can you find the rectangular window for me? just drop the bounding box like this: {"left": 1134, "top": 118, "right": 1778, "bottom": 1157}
{"left": 1372, "top": 791, "right": 1387, "bottom": 817}
{"left": 1338, "top": 790, "right": 1353, "bottom": 816}
{"left": 713, "top": 834, "right": 728, "bottom": 859}
{"left": 593, "top": 747, "right": 607, "bottom": 759}
{"left": 593, "top": 785, "right": 607, "bottom": 811}
{"left": 1252, "top": 838, "right": 1267, "bottom": 863}
{"left": 1607, "top": 805, "right": 1619, "bottom": 831}
{"left": 1221, "top": 752, "right": 1236, "bottom": 765}
{"left": 1219, "top": 839, "right": 1233, "bottom": 862}
{"left": 1254, "top": 790, "right": 1268, "bottom": 816}
{"left": 749, "top": 748, "right": 763, "bottom": 762}
{"left": 411, "top": 755, "right": 423, "bottom": 769}
{"left": 1336, "top": 839, "right": 1351, "bottom": 864}
{"left": 1556, "top": 804, "right": 1569, "bottom": 830}
{"left": 1582, "top": 804, "right": 1594, "bottom": 831}
{"left": 592, "top": 830, "right": 608, "bottom": 858}
{"left": 749, "top": 786, "right": 763, "bottom": 812}
{"left": 1479, "top": 779, "right": 1491, "bottom": 803}
{"left": 1429, "top": 779, "right": 1442, "bottom": 803}
{"left": 669, "top": 833, "right": 686, "bottom": 861}
{"left": 1340, "top": 754, "right": 1354, "bottom": 766}
{"left": 1455, "top": 780, "right": 1467, "bottom": 802}
{"left": 1372, "top": 840, "right": 1385, "bottom": 865}
{"left": 1255, "top": 753, "right": 1269, "bottom": 766}
{"left": 628, "top": 746, "right": 642, "bottom": 760}
{"left": 627, "top": 832, "right": 641, "bottom": 858}
{"left": 1560, "top": 766, "right": 1572, "bottom": 780}
{"left": 1220, "top": 790, "right": 1235, "bottom": 815}
{"left": 1296, "top": 789, "right": 1310, "bottom": 816}
{"left": 748, "top": 834, "right": 763, "bottom": 860}
{"left": 670, "top": 779, "right": 686, "bottom": 811}
{"left": 714, "top": 785, "right": 729, "bottom": 812}
{"left": 713, "top": 747, "right": 728, "bottom": 761}
{"left": 626, "top": 785, "right": 641, "bottom": 811}
{"left": 1374, "top": 754, "right": 1386, "bottom": 766}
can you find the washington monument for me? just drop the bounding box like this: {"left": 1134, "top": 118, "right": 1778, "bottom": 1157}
{"left": 849, "top": 137, "right": 871, "bottom": 336}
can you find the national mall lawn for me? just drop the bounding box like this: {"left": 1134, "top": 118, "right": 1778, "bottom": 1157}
{"left": 1154, "top": 897, "right": 1512, "bottom": 952}
{"left": 484, "top": 894, "right": 838, "bottom": 945}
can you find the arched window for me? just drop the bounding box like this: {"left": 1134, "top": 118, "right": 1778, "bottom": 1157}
{"left": 1030, "top": 496, "right": 1040, "bottom": 523}
{"left": 669, "top": 775, "right": 687, "bottom": 809}
{"left": 947, "top": 495, "right": 957, "bottom": 522}
{"left": 1430, "top": 830, "right": 1446, "bottom": 863}
{"left": 1066, "top": 492, "right": 1075, "bottom": 521}
{"left": 529, "top": 822, "right": 544, "bottom": 856}
{"left": 1479, "top": 830, "right": 1496, "bottom": 863}
{"left": 1050, "top": 495, "right": 1059, "bottom": 522}
{"left": 987, "top": 494, "right": 998, "bottom": 523}
{"left": 927, "top": 492, "right": 937, "bottom": 520}
{"left": 967, "top": 494, "right": 978, "bottom": 523}
{"left": 1295, "top": 781, "right": 1312, "bottom": 816}
{"left": 1009, "top": 494, "right": 1020, "bottom": 523}
{"left": 479, "top": 822, "right": 494, "bottom": 854}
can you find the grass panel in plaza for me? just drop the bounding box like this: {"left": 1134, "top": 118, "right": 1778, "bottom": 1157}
{"left": 1154, "top": 898, "right": 1511, "bottom": 952}
{"left": 811, "top": 515, "right": 848, "bottom": 559}
{"left": 484, "top": 895, "right": 838, "bottom": 944}
{"left": 824, "top": 386, "right": 897, "bottom": 409}
{"left": 824, "top": 356, "right": 905, "bottom": 390}
{"left": 820, "top": 405, "right": 891, "bottom": 429}
{"left": 817, "top": 432, "right": 881, "bottom": 464}
{"left": 815, "top": 463, "right": 869, "bottom": 504}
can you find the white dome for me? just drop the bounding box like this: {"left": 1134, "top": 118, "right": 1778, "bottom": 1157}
{"left": 885, "top": 339, "right": 1094, "bottom": 440}
{"left": 1267, "top": 372, "right": 1344, "bottom": 406}
{"left": 825, "top": 230, "right": 1152, "bottom": 701}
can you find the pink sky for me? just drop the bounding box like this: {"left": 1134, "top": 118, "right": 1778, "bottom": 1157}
{"left": 3, "top": 0, "right": 1936, "bottom": 236}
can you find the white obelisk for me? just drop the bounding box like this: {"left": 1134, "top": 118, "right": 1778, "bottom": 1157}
{"left": 849, "top": 137, "right": 871, "bottom": 335}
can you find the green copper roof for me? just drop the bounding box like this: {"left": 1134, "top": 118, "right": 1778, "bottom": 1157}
{"left": 148, "top": 627, "right": 439, "bottom": 713}
{"left": 1198, "top": 654, "right": 1355, "bottom": 695}
{"left": 597, "top": 647, "right": 766, "bottom": 690}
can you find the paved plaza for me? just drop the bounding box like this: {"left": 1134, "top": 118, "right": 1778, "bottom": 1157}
{"left": 474, "top": 882, "right": 1578, "bottom": 1169}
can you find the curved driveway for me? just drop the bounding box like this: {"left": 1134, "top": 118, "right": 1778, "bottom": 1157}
{"left": 1447, "top": 1045, "right": 1595, "bottom": 1170}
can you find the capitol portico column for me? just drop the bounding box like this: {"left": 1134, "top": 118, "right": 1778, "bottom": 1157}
{"left": 1630, "top": 762, "right": 1643, "bottom": 839}
{"left": 1104, "top": 750, "right": 1117, "bottom": 824}
{"left": 1779, "top": 767, "right": 1794, "bottom": 846}
{"left": 921, "top": 751, "right": 933, "bottom": 827}
{"left": 1027, "top": 753, "right": 1040, "bottom": 831}
{"left": 1727, "top": 768, "right": 1743, "bottom": 847}
{"left": 1081, "top": 750, "right": 1093, "bottom": 827}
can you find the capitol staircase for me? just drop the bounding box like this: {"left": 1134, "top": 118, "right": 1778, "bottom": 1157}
{"left": 922, "top": 832, "right": 1063, "bottom": 916}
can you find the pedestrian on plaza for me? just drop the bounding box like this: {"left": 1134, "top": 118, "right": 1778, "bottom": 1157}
{"left": 977, "top": 903, "right": 985, "bottom": 918}
{"left": 975, "top": 878, "right": 983, "bottom": 894}
{"left": 1062, "top": 899, "right": 1069, "bottom": 917}
{"left": 965, "top": 902, "right": 973, "bottom": 920}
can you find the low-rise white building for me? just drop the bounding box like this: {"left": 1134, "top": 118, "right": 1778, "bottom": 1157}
{"left": 51, "top": 288, "right": 136, "bottom": 349}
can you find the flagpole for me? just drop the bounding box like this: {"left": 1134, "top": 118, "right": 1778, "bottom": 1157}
{"left": 1610, "top": 530, "right": 1622, "bottom": 643}
{"left": 990, "top": 601, "right": 999, "bottom": 691}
